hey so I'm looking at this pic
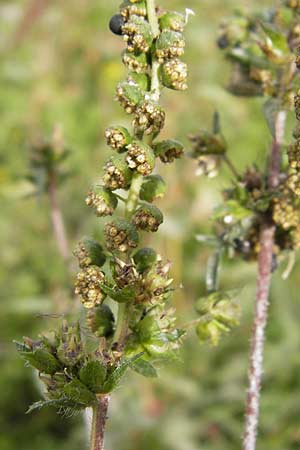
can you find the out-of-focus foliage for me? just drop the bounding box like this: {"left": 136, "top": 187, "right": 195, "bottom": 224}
{"left": 1, "top": 1, "right": 299, "bottom": 450}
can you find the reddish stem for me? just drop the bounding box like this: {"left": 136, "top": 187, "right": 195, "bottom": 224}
{"left": 242, "top": 111, "right": 286, "bottom": 450}
{"left": 90, "top": 395, "right": 110, "bottom": 450}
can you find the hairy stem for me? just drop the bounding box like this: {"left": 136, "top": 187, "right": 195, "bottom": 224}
{"left": 146, "top": 0, "right": 159, "bottom": 37}
{"left": 48, "top": 169, "right": 70, "bottom": 262}
{"left": 90, "top": 395, "right": 110, "bottom": 450}
{"left": 242, "top": 111, "right": 286, "bottom": 450}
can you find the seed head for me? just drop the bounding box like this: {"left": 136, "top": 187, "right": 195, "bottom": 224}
{"left": 116, "top": 81, "right": 144, "bottom": 114}
{"left": 122, "top": 50, "right": 148, "bottom": 73}
{"left": 86, "top": 304, "right": 115, "bottom": 338}
{"left": 294, "top": 90, "right": 300, "bottom": 121}
{"left": 159, "top": 11, "right": 186, "bottom": 33}
{"left": 153, "top": 139, "right": 184, "bottom": 163}
{"left": 161, "top": 58, "right": 188, "bottom": 91}
{"left": 287, "top": 172, "right": 300, "bottom": 196}
{"left": 105, "top": 126, "right": 132, "bottom": 152}
{"left": 75, "top": 266, "right": 106, "bottom": 309}
{"left": 120, "top": 1, "right": 147, "bottom": 20}
{"left": 104, "top": 219, "right": 139, "bottom": 253}
{"left": 74, "top": 238, "right": 106, "bottom": 268}
{"left": 122, "top": 15, "right": 153, "bottom": 53}
{"left": 132, "top": 204, "right": 164, "bottom": 232}
{"left": 155, "top": 30, "right": 185, "bottom": 62}
{"left": 86, "top": 186, "right": 118, "bottom": 216}
{"left": 133, "top": 100, "right": 165, "bottom": 135}
{"left": 126, "top": 141, "right": 155, "bottom": 176}
{"left": 287, "top": 139, "right": 300, "bottom": 170}
{"left": 103, "top": 154, "right": 132, "bottom": 190}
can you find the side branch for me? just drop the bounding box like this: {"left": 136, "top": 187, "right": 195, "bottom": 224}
{"left": 242, "top": 111, "right": 286, "bottom": 450}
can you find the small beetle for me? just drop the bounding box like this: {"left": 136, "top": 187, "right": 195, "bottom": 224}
{"left": 109, "top": 14, "right": 125, "bottom": 36}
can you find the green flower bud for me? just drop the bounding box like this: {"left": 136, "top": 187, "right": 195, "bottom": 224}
{"left": 196, "top": 319, "right": 225, "bottom": 346}
{"left": 132, "top": 204, "right": 163, "bottom": 232}
{"left": 127, "top": 72, "right": 151, "bottom": 91}
{"left": 105, "top": 126, "right": 132, "bottom": 152}
{"left": 133, "top": 247, "right": 157, "bottom": 272}
{"left": 153, "top": 139, "right": 184, "bottom": 163}
{"left": 103, "top": 154, "right": 133, "bottom": 190}
{"left": 86, "top": 186, "right": 118, "bottom": 216}
{"left": 155, "top": 30, "right": 185, "bottom": 62}
{"left": 140, "top": 174, "right": 167, "bottom": 202}
{"left": 57, "top": 321, "right": 83, "bottom": 366}
{"left": 75, "top": 266, "right": 106, "bottom": 308}
{"left": 120, "top": 1, "right": 147, "bottom": 20}
{"left": 87, "top": 304, "right": 115, "bottom": 338}
{"left": 189, "top": 130, "right": 227, "bottom": 156}
{"left": 133, "top": 100, "right": 165, "bottom": 135}
{"left": 159, "top": 11, "right": 186, "bottom": 33}
{"left": 104, "top": 218, "right": 139, "bottom": 253}
{"left": 122, "top": 16, "right": 153, "bottom": 53}
{"left": 161, "top": 58, "right": 188, "bottom": 91}
{"left": 126, "top": 140, "right": 155, "bottom": 175}
{"left": 74, "top": 237, "right": 106, "bottom": 268}
{"left": 122, "top": 50, "right": 148, "bottom": 73}
{"left": 116, "top": 81, "right": 144, "bottom": 114}
{"left": 287, "top": 139, "right": 300, "bottom": 170}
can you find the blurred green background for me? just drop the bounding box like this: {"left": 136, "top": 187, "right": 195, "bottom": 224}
{"left": 1, "top": 1, "right": 300, "bottom": 449}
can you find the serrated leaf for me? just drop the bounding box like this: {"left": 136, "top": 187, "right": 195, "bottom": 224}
{"left": 20, "top": 349, "right": 61, "bottom": 375}
{"left": 63, "top": 379, "right": 96, "bottom": 406}
{"left": 102, "top": 353, "right": 143, "bottom": 393}
{"left": 131, "top": 359, "right": 158, "bottom": 378}
{"left": 26, "top": 397, "right": 83, "bottom": 414}
{"left": 79, "top": 360, "right": 107, "bottom": 393}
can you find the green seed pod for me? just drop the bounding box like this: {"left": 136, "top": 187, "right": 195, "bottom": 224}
{"left": 116, "top": 81, "right": 144, "bottom": 114}
{"left": 133, "top": 247, "right": 157, "bottom": 272}
{"left": 122, "top": 50, "right": 148, "bottom": 73}
{"left": 161, "top": 58, "right": 188, "bottom": 91}
{"left": 159, "top": 11, "right": 186, "bottom": 33}
{"left": 86, "top": 186, "right": 118, "bottom": 216}
{"left": 122, "top": 15, "right": 153, "bottom": 53}
{"left": 153, "top": 139, "right": 184, "bottom": 163}
{"left": 56, "top": 321, "right": 83, "bottom": 366}
{"left": 74, "top": 237, "right": 106, "bottom": 268}
{"left": 87, "top": 304, "right": 115, "bottom": 338}
{"left": 104, "top": 218, "right": 139, "bottom": 253}
{"left": 120, "top": 1, "right": 147, "bottom": 20}
{"left": 105, "top": 126, "right": 132, "bottom": 152}
{"left": 155, "top": 30, "right": 185, "bottom": 62}
{"left": 74, "top": 266, "right": 106, "bottom": 308}
{"left": 126, "top": 140, "right": 155, "bottom": 175}
{"left": 127, "top": 72, "right": 151, "bottom": 91}
{"left": 287, "top": 139, "right": 300, "bottom": 170}
{"left": 132, "top": 203, "right": 163, "bottom": 232}
{"left": 103, "top": 154, "right": 133, "bottom": 190}
{"left": 133, "top": 100, "right": 165, "bottom": 136}
{"left": 140, "top": 174, "right": 167, "bottom": 202}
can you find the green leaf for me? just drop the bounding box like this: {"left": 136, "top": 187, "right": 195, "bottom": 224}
{"left": 263, "top": 98, "right": 282, "bottom": 139}
{"left": 101, "top": 284, "right": 135, "bottom": 303}
{"left": 79, "top": 360, "right": 107, "bottom": 393}
{"left": 131, "top": 359, "right": 158, "bottom": 378}
{"left": 212, "top": 200, "right": 252, "bottom": 222}
{"left": 20, "top": 349, "right": 61, "bottom": 375}
{"left": 63, "top": 379, "right": 96, "bottom": 406}
{"left": 102, "top": 353, "right": 143, "bottom": 393}
{"left": 26, "top": 398, "right": 84, "bottom": 414}
{"left": 260, "top": 21, "right": 290, "bottom": 54}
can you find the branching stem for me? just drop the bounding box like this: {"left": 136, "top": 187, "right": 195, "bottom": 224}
{"left": 242, "top": 111, "right": 286, "bottom": 450}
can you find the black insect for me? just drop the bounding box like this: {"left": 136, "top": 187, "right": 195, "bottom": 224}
{"left": 217, "top": 35, "right": 229, "bottom": 49}
{"left": 109, "top": 14, "right": 125, "bottom": 36}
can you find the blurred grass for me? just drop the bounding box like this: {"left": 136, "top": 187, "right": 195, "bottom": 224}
{"left": 0, "top": 1, "right": 300, "bottom": 449}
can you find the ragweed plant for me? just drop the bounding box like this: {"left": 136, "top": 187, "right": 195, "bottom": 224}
{"left": 190, "top": 3, "right": 300, "bottom": 450}
{"left": 16, "top": 1, "right": 193, "bottom": 449}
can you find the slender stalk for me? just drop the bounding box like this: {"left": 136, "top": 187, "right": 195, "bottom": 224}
{"left": 48, "top": 169, "right": 70, "bottom": 262}
{"left": 242, "top": 111, "right": 286, "bottom": 450}
{"left": 90, "top": 395, "right": 110, "bottom": 450}
{"left": 146, "top": 0, "right": 160, "bottom": 38}
{"left": 125, "top": 173, "right": 143, "bottom": 220}
{"left": 222, "top": 154, "right": 240, "bottom": 180}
